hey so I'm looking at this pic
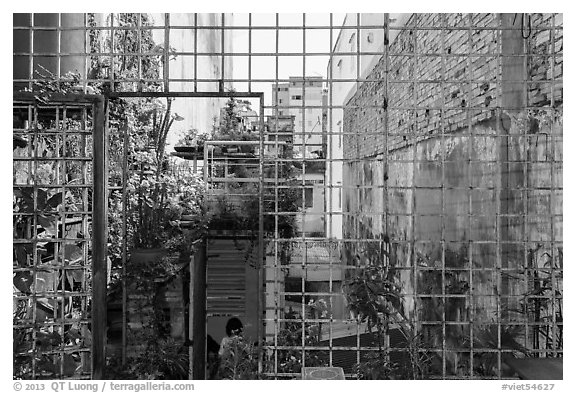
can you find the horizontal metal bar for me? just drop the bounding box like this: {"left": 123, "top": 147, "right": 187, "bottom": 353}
{"left": 107, "top": 91, "right": 263, "bottom": 99}
{"left": 14, "top": 92, "right": 103, "bottom": 105}
{"left": 21, "top": 49, "right": 562, "bottom": 58}
{"left": 12, "top": 23, "right": 563, "bottom": 31}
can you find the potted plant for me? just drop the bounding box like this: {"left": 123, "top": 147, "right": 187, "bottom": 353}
{"left": 174, "top": 128, "right": 208, "bottom": 155}
{"left": 106, "top": 97, "right": 207, "bottom": 379}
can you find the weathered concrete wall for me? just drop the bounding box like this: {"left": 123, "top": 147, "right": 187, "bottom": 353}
{"left": 342, "top": 13, "right": 563, "bottom": 332}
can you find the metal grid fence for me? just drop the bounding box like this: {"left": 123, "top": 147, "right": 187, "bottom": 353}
{"left": 13, "top": 93, "right": 107, "bottom": 379}
{"left": 13, "top": 13, "right": 562, "bottom": 379}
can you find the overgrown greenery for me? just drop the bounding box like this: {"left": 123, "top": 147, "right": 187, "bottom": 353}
{"left": 106, "top": 252, "right": 191, "bottom": 380}
{"left": 13, "top": 71, "right": 98, "bottom": 377}
{"left": 94, "top": 13, "right": 207, "bottom": 380}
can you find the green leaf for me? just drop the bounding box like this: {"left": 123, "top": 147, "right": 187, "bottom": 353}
{"left": 15, "top": 187, "right": 35, "bottom": 213}
{"left": 13, "top": 271, "right": 33, "bottom": 293}
{"left": 46, "top": 193, "right": 63, "bottom": 209}
{"left": 37, "top": 189, "right": 48, "bottom": 210}
{"left": 63, "top": 244, "right": 83, "bottom": 264}
{"left": 37, "top": 214, "right": 58, "bottom": 235}
{"left": 14, "top": 244, "right": 32, "bottom": 267}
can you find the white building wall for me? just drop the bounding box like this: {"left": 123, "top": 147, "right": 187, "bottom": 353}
{"left": 271, "top": 76, "right": 326, "bottom": 236}
{"left": 152, "top": 13, "right": 234, "bottom": 148}
{"left": 287, "top": 77, "right": 324, "bottom": 158}
{"left": 326, "top": 13, "right": 409, "bottom": 239}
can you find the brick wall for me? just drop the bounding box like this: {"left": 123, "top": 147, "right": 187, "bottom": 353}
{"left": 343, "top": 13, "right": 563, "bottom": 161}
{"left": 341, "top": 13, "right": 563, "bottom": 337}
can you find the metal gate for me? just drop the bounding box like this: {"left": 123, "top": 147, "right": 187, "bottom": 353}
{"left": 13, "top": 92, "right": 107, "bottom": 379}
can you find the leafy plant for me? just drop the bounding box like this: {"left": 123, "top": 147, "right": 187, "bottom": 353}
{"left": 344, "top": 243, "right": 402, "bottom": 342}
{"left": 106, "top": 252, "right": 192, "bottom": 379}
{"left": 343, "top": 241, "right": 437, "bottom": 379}
{"left": 270, "top": 308, "right": 329, "bottom": 375}
{"left": 218, "top": 336, "right": 260, "bottom": 380}
{"left": 13, "top": 108, "right": 92, "bottom": 379}
{"left": 461, "top": 324, "right": 529, "bottom": 377}
{"left": 106, "top": 336, "right": 189, "bottom": 380}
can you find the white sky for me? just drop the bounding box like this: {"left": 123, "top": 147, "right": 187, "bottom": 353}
{"left": 230, "top": 13, "right": 346, "bottom": 109}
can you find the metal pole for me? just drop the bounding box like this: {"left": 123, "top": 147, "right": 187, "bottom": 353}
{"left": 191, "top": 238, "right": 207, "bottom": 379}
{"left": 92, "top": 96, "right": 108, "bottom": 379}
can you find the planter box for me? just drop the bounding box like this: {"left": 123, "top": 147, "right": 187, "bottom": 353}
{"left": 174, "top": 145, "right": 200, "bottom": 153}
{"left": 130, "top": 248, "right": 168, "bottom": 265}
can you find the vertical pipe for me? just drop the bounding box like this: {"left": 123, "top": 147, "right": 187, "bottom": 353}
{"left": 191, "top": 238, "right": 207, "bottom": 379}
{"left": 220, "top": 13, "right": 225, "bottom": 92}
{"left": 163, "top": 13, "right": 170, "bottom": 92}
{"left": 465, "top": 13, "right": 474, "bottom": 377}
{"left": 500, "top": 13, "right": 527, "bottom": 369}
{"left": 257, "top": 93, "right": 265, "bottom": 373}
{"left": 92, "top": 96, "right": 108, "bottom": 379}
{"left": 382, "top": 11, "right": 390, "bottom": 363}
{"left": 121, "top": 118, "right": 129, "bottom": 365}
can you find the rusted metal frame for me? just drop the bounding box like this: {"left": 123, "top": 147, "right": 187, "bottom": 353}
{"left": 351, "top": 13, "right": 363, "bottom": 374}
{"left": 464, "top": 13, "right": 476, "bottom": 377}
{"left": 57, "top": 104, "right": 65, "bottom": 377}
{"left": 271, "top": 12, "right": 280, "bottom": 378}
{"left": 248, "top": 14, "right": 252, "bottom": 92}
{"left": 265, "top": 344, "right": 404, "bottom": 351}
{"left": 56, "top": 14, "right": 62, "bottom": 90}
{"left": 32, "top": 104, "right": 40, "bottom": 378}
{"left": 139, "top": 22, "right": 561, "bottom": 32}
{"left": 191, "top": 238, "right": 207, "bottom": 379}
{"left": 163, "top": 13, "right": 170, "bottom": 92}
{"left": 13, "top": 127, "right": 92, "bottom": 134}
{"left": 496, "top": 12, "right": 506, "bottom": 374}
{"left": 91, "top": 95, "right": 107, "bottom": 379}
{"left": 136, "top": 14, "right": 142, "bottom": 91}
{"left": 14, "top": 93, "right": 106, "bottom": 381}
{"left": 73, "top": 22, "right": 556, "bottom": 32}
{"left": 257, "top": 86, "right": 266, "bottom": 374}
{"left": 270, "top": 237, "right": 557, "bottom": 247}
{"left": 521, "top": 16, "right": 533, "bottom": 355}
{"left": 299, "top": 12, "right": 307, "bottom": 371}
{"left": 13, "top": 157, "right": 93, "bottom": 163}
{"left": 14, "top": 92, "right": 104, "bottom": 105}
{"left": 326, "top": 13, "right": 336, "bottom": 369}
{"left": 26, "top": 14, "right": 34, "bottom": 91}
{"left": 13, "top": 96, "right": 101, "bottom": 377}
{"left": 221, "top": 13, "right": 225, "bottom": 92}
{"left": 109, "top": 14, "right": 115, "bottom": 93}
{"left": 260, "top": 153, "right": 567, "bottom": 162}
{"left": 121, "top": 114, "right": 129, "bottom": 365}
{"left": 82, "top": 14, "right": 89, "bottom": 93}
{"left": 382, "top": 11, "right": 394, "bottom": 367}
{"left": 19, "top": 49, "right": 562, "bottom": 59}
{"left": 548, "top": 13, "right": 559, "bottom": 358}
{"left": 439, "top": 13, "right": 449, "bottom": 376}
{"left": 326, "top": 14, "right": 335, "bottom": 242}
{"left": 56, "top": 76, "right": 562, "bottom": 88}
{"left": 193, "top": 14, "right": 198, "bottom": 92}
{"left": 107, "top": 91, "right": 263, "bottom": 99}
{"left": 408, "top": 12, "right": 421, "bottom": 379}
{"left": 439, "top": 16, "right": 448, "bottom": 376}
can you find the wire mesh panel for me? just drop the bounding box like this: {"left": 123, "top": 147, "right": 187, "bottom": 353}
{"left": 340, "top": 13, "right": 563, "bottom": 379}
{"left": 13, "top": 93, "right": 107, "bottom": 379}
{"left": 13, "top": 12, "right": 562, "bottom": 380}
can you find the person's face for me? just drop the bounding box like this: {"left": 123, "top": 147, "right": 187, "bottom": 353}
{"left": 231, "top": 327, "right": 242, "bottom": 336}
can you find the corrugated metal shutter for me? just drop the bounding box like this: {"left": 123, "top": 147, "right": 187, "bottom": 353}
{"left": 206, "top": 238, "right": 250, "bottom": 315}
